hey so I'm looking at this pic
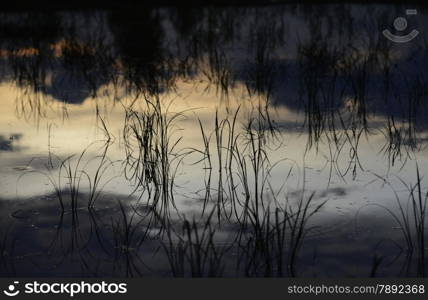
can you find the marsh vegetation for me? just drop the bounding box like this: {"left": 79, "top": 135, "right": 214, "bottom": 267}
{"left": 0, "top": 3, "right": 428, "bottom": 277}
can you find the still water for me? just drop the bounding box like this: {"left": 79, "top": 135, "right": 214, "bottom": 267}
{"left": 0, "top": 4, "right": 428, "bottom": 277}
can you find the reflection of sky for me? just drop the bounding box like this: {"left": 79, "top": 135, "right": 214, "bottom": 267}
{"left": 1, "top": 5, "right": 428, "bottom": 276}
{"left": 0, "top": 79, "right": 427, "bottom": 217}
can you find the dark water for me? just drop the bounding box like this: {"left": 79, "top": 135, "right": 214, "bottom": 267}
{"left": 0, "top": 4, "right": 428, "bottom": 277}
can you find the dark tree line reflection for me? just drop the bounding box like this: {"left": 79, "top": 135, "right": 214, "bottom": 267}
{"left": 0, "top": 5, "right": 427, "bottom": 165}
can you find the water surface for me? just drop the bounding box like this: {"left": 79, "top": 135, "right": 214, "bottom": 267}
{"left": 1, "top": 4, "right": 428, "bottom": 277}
